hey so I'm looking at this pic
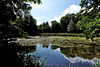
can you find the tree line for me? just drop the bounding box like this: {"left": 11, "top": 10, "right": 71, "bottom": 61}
{"left": 0, "top": 0, "right": 100, "bottom": 41}
{"left": 0, "top": 0, "right": 41, "bottom": 40}
{"left": 38, "top": 13, "right": 83, "bottom": 33}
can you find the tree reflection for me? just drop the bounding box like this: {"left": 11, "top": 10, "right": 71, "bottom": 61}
{"left": 60, "top": 46, "right": 100, "bottom": 59}
{"left": 0, "top": 41, "right": 43, "bottom": 67}
{"left": 51, "top": 45, "right": 59, "bottom": 50}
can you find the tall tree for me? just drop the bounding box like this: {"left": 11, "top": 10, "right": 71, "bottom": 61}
{"left": 22, "top": 15, "right": 38, "bottom": 35}
{"left": 60, "top": 13, "right": 76, "bottom": 32}
{"left": 80, "top": 0, "right": 100, "bottom": 19}
{"left": 38, "top": 24, "right": 44, "bottom": 33}
{"left": 51, "top": 21, "right": 62, "bottom": 33}
{"left": 43, "top": 22, "right": 51, "bottom": 33}
{"left": 38, "top": 22, "right": 51, "bottom": 33}
{"left": 0, "top": 0, "right": 41, "bottom": 40}
{"left": 67, "top": 21, "right": 76, "bottom": 33}
{"left": 77, "top": 0, "right": 100, "bottom": 41}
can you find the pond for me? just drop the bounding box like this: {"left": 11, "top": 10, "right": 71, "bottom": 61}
{"left": 28, "top": 44, "right": 100, "bottom": 67}
{"left": 1, "top": 36, "right": 100, "bottom": 67}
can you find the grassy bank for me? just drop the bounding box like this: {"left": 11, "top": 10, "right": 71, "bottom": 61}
{"left": 39, "top": 33, "right": 100, "bottom": 37}
{"left": 16, "top": 36, "right": 100, "bottom": 47}
{"left": 39, "top": 33, "right": 84, "bottom": 37}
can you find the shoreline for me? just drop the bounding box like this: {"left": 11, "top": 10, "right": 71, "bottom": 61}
{"left": 15, "top": 36, "right": 100, "bottom": 47}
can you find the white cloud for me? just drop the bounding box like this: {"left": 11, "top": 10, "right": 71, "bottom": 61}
{"left": 63, "top": 5, "right": 81, "bottom": 15}
{"left": 36, "top": 21, "right": 51, "bottom": 26}
{"left": 31, "top": 4, "right": 42, "bottom": 8}
{"left": 36, "top": 21, "right": 43, "bottom": 25}
{"left": 63, "top": 54, "right": 100, "bottom": 64}
{"left": 51, "top": 15, "right": 62, "bottom": 22}
{"left": 34, "top": 16, "right": 45, "bottom": 20}
{"left": 51, "top": 5, "right": 81, "bottom": 22}
{"left": 30, "top": 3, "right": 45, "bottom": 10}
{"left": 34, "top": 16, "right": 46, "bottom": 25}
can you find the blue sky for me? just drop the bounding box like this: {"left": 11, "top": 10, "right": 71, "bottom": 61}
{"left": 30, "top": 0, "right": 81, "bottom": 25}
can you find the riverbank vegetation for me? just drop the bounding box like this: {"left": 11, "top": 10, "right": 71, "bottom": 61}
{"left": 0, "top": 0, "right": 100, "bottom": 42}
{"left": 0, "top": 0, "right": 100, "bottom": 67}
{"left": 39, "top": 33, "right": 84, "bottom": 37}
{"left": 16, "top": 36, "right": 100, "bottom": 47}
{"left": 0, "top": 0, "right": 44, "bottom": 67}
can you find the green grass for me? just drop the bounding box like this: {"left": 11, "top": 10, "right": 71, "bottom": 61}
{"left": 17, "top": 36, "right": 100, "bottom": 47}
{"left": 39, "top": 33, "right": 84, "bottom": 37}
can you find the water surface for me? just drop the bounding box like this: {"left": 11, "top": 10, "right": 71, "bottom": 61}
{"left": 29, "top": 44, "right": 100, "bottom": 67}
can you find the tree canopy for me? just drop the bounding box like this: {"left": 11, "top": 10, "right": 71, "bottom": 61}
{"left": 60, "top": 13, "right": 76, "bottom": 32}
{"left": 38, "top": 22, "right": 51, "bottom": 33}
{"left": 67, "top": 21, "right": 76, "bottom": 33}
{"left": 1, "top": 0, "right": 100, "bottom": 42}
{"left": 51, "top": 21, "right": 62, "bottom": 33}
{"left": 77, "top": 0, "right": 100, "bottom": 41}
{"left": 0, "top": 0, "right": 41, "bottom": 40}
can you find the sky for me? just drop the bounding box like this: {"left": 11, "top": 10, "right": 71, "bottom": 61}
{"left": 30, "top": 0, "right": 81, "bottom": 25}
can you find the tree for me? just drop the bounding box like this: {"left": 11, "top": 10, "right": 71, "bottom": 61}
{"left": 43, "top": 22, "right": 51, "bottom": 33}
{"left": 38, "top": 22, "right": 51, "bottom": 33}
{"left": 80, "top": 0, "right": 100, "bottom": 19}
{"left": 8, "top": 19, "right": 28, "bottom": 37}
{"left": 0, "top": 0, "right": 41, "bottom": 40}
{"left": 77, "top": 16, "right": 100, "bottom": 41}
{"left": 38, "top": 24, "right": 44, "bottom": 33}
{"left": 51, "top": 21, "right": 62, "bottom": 33}
{"left": 77, "top": 0, "right": 100, "bottom": 41}
{"left": 22, "top": 15, "right": 38, "bottom": 35}
{"left": 67, "top": 21, "right": 76, "bottom": 33}
{"left": 60, "top": 14, "right": 70, "bottom": 32}
{"left": 60, "top": 13, "right": 76, "bottom": 32}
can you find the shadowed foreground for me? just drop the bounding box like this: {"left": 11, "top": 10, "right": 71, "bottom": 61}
{"left": 0, "top": 41, "right": 45, "bottom": 67}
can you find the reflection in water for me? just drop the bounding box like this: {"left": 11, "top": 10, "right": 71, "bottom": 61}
{"left": 1, "top": 41, "right": 100, "bottom": 67}
{"left": 60, "top": 46, "right": 100, "bottom": 59}
{"left": 30, "top": 45, "right": 100, "bottom": 67}
{"left": 34, "top": 45, "right": 70, "bottom": 67}
{"left": 0, "top": 42, "right": 24, "bottom": 67}
{"left": 0, "top": 41, "right": 43, "bottom": 67}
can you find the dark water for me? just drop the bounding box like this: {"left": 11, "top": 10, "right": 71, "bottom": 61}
{"left": 0, "top": 42, "right": 40, "bottom": 67}
{"left": 28, "top": 44, "right": 100, "bottom": 67}
{"left": 1, "top": 41, "right": 100, "bottom": 67}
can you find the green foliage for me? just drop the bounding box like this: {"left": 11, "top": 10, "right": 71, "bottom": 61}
{"left": 77, "top": 16, "right": 100, "bottom": 41}
{"left": 0, "top": 0, "right": 41, "bottom": 40}
{"left": 38, "top": 13, "right": 81, "bottom": 33}
{"left": 77, "top": 0, "right": 100, "bottom": 41}
{"left": 51, "top": 21, "right": 62, "bottom": 33}
{"left": 40, "top": 33, "right": 84, "bottom": 37}
{"left": 22, "top": 15, "right": 38, "bottom": 35}
{"left": 38, "top": 22, "right": 51, "bottom": 33}
{"left": 9, "top": 20, "right": 29, "bottom": 37}
{"left": 67, "top": 21, "right": 76, "bottom": 33}
{"left": 60, "top": 13, "right": 78, "bottom": 32}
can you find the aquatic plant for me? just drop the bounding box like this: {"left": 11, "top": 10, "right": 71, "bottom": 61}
{"left": 92, "top": 60, "right": 100, "bottom": 67}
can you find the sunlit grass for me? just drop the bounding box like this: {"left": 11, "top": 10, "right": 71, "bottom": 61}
{"left": 39, "top": 33, "right": 84, "bottom": 37}
{"left": 17, "top": 36, "right": 100, "bottom": 47}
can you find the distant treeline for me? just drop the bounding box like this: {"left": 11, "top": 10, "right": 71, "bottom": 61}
{"left": 38, "top": 13, "right": 83, "bottom": 33}
{"left": 0, "top": 0, "right": 100, "bottom": 41}
{"left": 39, "top": 33, "right": 84, "bottom": 37}
{"left": 1, "top": 12, "right": 83, "bottom": 39}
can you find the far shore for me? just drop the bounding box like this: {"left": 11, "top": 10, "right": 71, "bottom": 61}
{"left": 15, "top": 36, "right": 100, "bottom": 48}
